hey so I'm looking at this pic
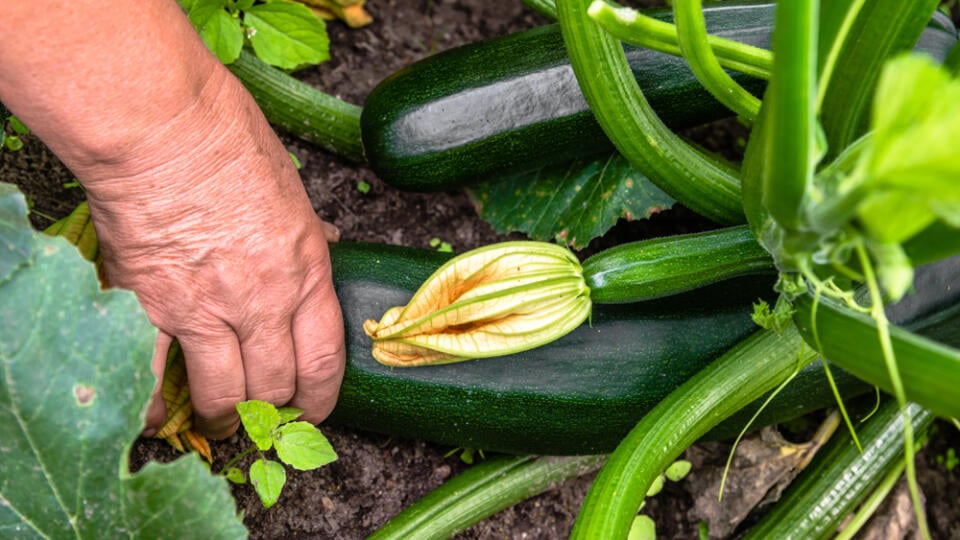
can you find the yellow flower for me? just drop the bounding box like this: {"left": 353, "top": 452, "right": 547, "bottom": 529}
{"left": 363, "top": 241, "right": 592, "bottom": 366}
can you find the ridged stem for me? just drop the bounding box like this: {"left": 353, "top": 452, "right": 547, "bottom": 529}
{"left": 557, "top": 0, "right": 745, "bottom": 225}
{"left": 587, "top": 0, "right": 773, "bottom": 80}
{"left": 673, "top": 0, "right": 761, "bottom": 119}
{"left": 571, "top": 326, "right": 815, "bottom": 538}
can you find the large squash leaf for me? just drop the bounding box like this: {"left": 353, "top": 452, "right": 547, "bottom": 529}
{"left": 0, "top": 183, "right": 247, "bottom": 538}
{"left": 469, "top": 154, "right": 675, "bottom": 249}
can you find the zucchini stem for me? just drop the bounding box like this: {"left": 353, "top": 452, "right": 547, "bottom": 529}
{"left": 855, "top": 241, "right": 930, "bottom": 539}
{"left": 673, "top": 0, "right": 761, "bottom": 119}
{"left": 558, "top": 0, "right": 745, "bottom": 225}
{"left": 571, "top": 326, "right": 816, "bottom": 538}
{"left": 587, "top": 1, "right": 773, "bottom": 80}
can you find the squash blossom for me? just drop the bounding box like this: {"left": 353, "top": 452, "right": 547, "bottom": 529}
{"left": 363, "top": 241, "right": 592, "bottom": 366}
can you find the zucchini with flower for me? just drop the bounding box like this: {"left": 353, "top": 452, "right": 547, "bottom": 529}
{"left": 363, "top": 242, "right": 591, "bottom": 366}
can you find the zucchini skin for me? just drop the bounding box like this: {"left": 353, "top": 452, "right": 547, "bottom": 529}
{"left": 583, "top": 225, "right": 774, "bottom": 303}
{"left": 359, "top": 3, "right": 774, "bottom": 192}
{"left": 327, "top": 242, "right": 866, "bottom": 455}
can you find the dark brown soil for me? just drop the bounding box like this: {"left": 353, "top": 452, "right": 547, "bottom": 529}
{"left": 5, "top": 1, "right": 960, "bottom": 538}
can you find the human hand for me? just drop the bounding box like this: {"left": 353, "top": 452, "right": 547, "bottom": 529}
{"left": 0, "top": 0, "right": 345, "bottom": 438}
{"left": 82, "top": 71, "right": 345, "bottom": 439}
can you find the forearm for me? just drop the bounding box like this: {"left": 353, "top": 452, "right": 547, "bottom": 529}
{"left": 0, "top": 0, "right": 227, "bottom": 180}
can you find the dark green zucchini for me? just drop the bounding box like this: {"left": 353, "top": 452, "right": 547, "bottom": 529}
{"left": 327, "top": 242, "right": 869, "bottom": 455}
{"left": 359, "top": 2, "right": 775, "bottom": 192}
{"left": 359, "top": 3, "right": 956, "bottom": 192}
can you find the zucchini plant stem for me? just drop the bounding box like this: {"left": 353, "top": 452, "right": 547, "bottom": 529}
{"left": 855, "top": 241, "right": 930, "bottom": 539}
{"left": 557, "top": 0, "right": 745, "bottom": 225}
{"left": 673, "top": 0, "right": 761, "bottom": 119}
{"left": 571, "top": 326, "right": 816, "bottom": 538}
{"left": 587, "top": 1, "right": 773, "bottom": 80}
{"left": 761, "top": 0, "right": 818, "bottom": 233}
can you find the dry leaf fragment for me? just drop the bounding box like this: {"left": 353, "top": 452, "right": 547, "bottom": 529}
{"left": 364, "top": 241, "right": 592, "bottom": 366}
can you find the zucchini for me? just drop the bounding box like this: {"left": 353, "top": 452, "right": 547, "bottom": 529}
{"left": 582, "top": 225, "right": 773, "bottom": 303}
{"left": 327, "top": 242, "right": 869, "bottom": 455}
{"left": 359, "top": 4, "right": 957, "bottom": 192}
{"left": 228, "top": 50, "right": 364, "bottom": 162}
{"left": 368, "top": 454, "right": 605, "bottom": 540}
{"left": 743, "top": 401, "right": 934, "bottom": 539}
{"left": 359, "top": 2, "right": 774, "bottom": 192}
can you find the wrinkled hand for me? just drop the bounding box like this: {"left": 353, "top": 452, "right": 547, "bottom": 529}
{"left": 82, "top": 71, "right": 345, "bottom": 438}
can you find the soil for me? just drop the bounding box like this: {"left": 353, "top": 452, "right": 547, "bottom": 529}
{"left": 4, "top": 1, "right": 959, "bottom": 538}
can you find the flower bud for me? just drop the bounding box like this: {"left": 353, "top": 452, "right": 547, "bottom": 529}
{"left": 363, "top": 241, "right": 592, "bottom": 366}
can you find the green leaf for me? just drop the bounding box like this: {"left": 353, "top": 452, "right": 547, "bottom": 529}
{"left": 855, "top": 55, "right": 960, "bottom": 242}
{"left": 645, "top": 474, "right": 664, "bottom": 497}
{"left": 276, "top": 406, "right": 304, "bottom": 424}
{"left": 244, "top": 2, "right": 329, "bottom": 70}
{"left": 4, "top": 136, "right": 23, "bottom": 152}
{"left": 249, "top": 458, "right": 286, "bottom": 508}
{"left": 864, "top": 55, "right": 960, "bottom": 195}
{"left": 225, "top": 467, "right": 247, "bottom": 484}
{"left": 469, "top": 154, "right": 674, "bottom": 249}
{"left": 0, "top": 183, "right": 246, "bottom": 538}
{"left": 237, "top": 399, "right": 281, "bottom": 451}
{"left": 8, "top": 115, "right": 28, "bottom": 135}
{"left": 184, "top": 0, "right": 226, "bottom": 31}
{"left": 628, "top": 515, "right": 656, "bottom": 540}
{"left": 0, "top": 183, "right": 33, "bottom": 281}
{"left": 665, "top": 459, "right": 692, "bottom": 482}
{"left": 274, "top": 422, "right": 338, "bottom": 471}
{"left": 201, "top": 9, "right": 244, "bottom": 64}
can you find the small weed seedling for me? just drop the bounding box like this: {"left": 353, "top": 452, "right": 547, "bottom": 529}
{"left": 429, "top": 237, "right": 453, "bottom": 253}
{"left": 1, "top": 110, "right": 29, "bottom": 152}
{"left": 443, "top": 446, "right": 486, "bottom": 465}
{"left": 628, "top": 459, "right": 693, "bottom": 540}
{"left": 223, "top": 400, "right": 338, "bottom": 508}
{"left": 937, "top": 448, "right": 958, "bottom": 472}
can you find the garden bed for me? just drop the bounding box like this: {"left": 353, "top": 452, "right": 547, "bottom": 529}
{"left": 5, "top": 0, "right": 959, "bottom": 538}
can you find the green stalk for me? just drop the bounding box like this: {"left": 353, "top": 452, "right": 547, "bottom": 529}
{"left": 759, "top": 0, "right": 818, "bottom": 233}
{"left": 369, "top": 454, "right": 605, "bottom": 540}
{"left": 673, "top": 0, "right": 761, "bottom": 119}
{"left": 556, "top": 0, "right": 745, "bottom": 225}
{"left": 855, "top": 244, "right": 929, "bottom": 538}
{"left": 793, "top": 291, "right": 960, "bottom": 420}
{"left": 742, "top": 401, "right": 933, "bottom": 539}
{"left": 817, "top": 0, "right": 941, "bottom": 156}
{"left": 834, "top": 461, "right": 906, "bottom": 540}
{"left": 587, "top": 1, "right": 773, "bottom": 80}
{"left": 228, "top": 50, "right": 364, "bottom": 162}
{"left": 571, "top": 326, "right": 816, "bottom": 539}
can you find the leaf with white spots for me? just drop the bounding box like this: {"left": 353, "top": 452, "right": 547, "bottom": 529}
{"left": 0, "top": 183, "right": 246, "bottom": 538}
{"left": 469, "top": 154, "right": 675, "bottom": 249}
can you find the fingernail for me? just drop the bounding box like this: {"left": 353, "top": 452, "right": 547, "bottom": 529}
{"left": 141, "top": 428, "right": 158, "bottom": 438}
